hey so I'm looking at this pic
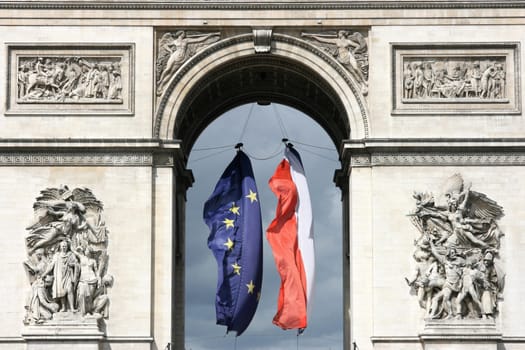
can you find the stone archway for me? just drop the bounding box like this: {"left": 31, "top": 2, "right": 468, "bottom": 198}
{"left": 155, "top": 32, "right": 369, "bottom": 148}
{"left": 154, "top": 31, "right": 368, "bottom": 350}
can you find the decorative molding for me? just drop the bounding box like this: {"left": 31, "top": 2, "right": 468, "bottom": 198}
{"left": 371, "top": 336, "right": 421, "bottom": 343}
{"left": 0, "top": 152, "right": 153, "bottom": 166}
{"left": 344, "top": 138, "right": 525, "bottom": 167}
{"left": 0, "top": 139, "right": 189, "bottom": 166}
{"left": 6, "top": 44, "right": 135, "bottom": 116}
{"left": 350, "top": 154, "right": 371, "bottom": 167}
{"left": 253, "top": 28, "right": 273, "bottom": 53}
{"left": 351, "top": 152, "right": 525, "bottom": 167}
{"left": 0, "top": 336, "right": 154, "bottom": 343}
{"left": 3, "top": 1, "right": 525, "bottom": 10}
{"left": 373, "top": 153, "right": 525, "bottom": 166}
{"left": 153, "top": 154, "right": 175, "bottom": 167}
{"left": 392, "top": 43, "right": 521, "bottom": 115}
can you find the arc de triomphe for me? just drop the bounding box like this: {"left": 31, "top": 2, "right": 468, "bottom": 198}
{"left": 1, "top": 2, "right": 524, "bottom": 350}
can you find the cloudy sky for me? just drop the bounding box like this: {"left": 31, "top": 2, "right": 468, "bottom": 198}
{"left": 184, "top": 103, "right": 343, "bottom": 350}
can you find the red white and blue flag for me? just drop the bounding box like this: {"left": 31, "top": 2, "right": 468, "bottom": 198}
{"left": 267, "top": 145, "right": 315, "bottom": 330}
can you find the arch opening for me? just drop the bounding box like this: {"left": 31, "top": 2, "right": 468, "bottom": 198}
{"left": 159, "top": 38, "right": 361, "bottom": 350}
{"left": 174, "top": 55, "right": 350, "bottom": 157}
{"left": 184, "top": 103, "right": 343, "bottom": 350}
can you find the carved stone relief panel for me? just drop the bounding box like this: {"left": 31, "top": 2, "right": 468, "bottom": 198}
{"left": 155, "top": 30, "right": 221, "bottom": 97}
{"left": 23, "top": 186, "right": 113, "bottom": 326}
{"left": 392, "top": 43, "right": 520, "bottom": 115}
{"left": 301, "top": 30, "right": 369, "bottom": 95}
{"left": 7, "top": 44, "right": 134, "bottom": 115}
{"left": 406, "top": 174, "right": 505, "bottom": 321}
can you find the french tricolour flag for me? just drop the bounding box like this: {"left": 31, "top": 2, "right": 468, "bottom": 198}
{"left": 267, "top": 145, "right": 315, "bottom": 330}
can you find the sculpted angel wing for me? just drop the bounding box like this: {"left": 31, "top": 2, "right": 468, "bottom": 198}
{"left": 33, "top": 187, "right": 62, "bottom": 209}
{"left": 72, "top": 187, "right": 104, "bottom": 212}
{"left": 156, "top": 33, "right": 175, "bottom": 83}
{"left": 27, "top": 188, "right": 65, "bottom": 230}
{"left": 185, "top": 31, "right": 220, "bottom": 58}
{"left": 466, "top": 190, "right": 504, "bottom": 221}
{"left": 410, "top": 191, "right": 452, "bottom": 235}
{"left": 301, "top": 31, "right": 339, "bottom": 57}
{"left": 347, "top": 32, "right": 368, "bottom": 54}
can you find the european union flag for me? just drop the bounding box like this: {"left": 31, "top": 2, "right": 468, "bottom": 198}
{"left": 204, "top": 150, "right": 263, "bottom": 336}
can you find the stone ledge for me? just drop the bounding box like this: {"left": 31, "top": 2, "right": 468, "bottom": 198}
{"left": 22, "top": 313, "right": 104, "bottom": 341}
{"left": 419, "top": 319, "right": 502, "bottom": 341}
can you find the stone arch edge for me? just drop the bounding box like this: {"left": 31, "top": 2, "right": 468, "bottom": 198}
{"left": 154, "top": 32, "right": 370, "bottom": 143}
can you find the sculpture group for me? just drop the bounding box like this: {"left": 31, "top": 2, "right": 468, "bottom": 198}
{"left": 407, "top": 174, "right": 505, "bottom": 320}
{"left": 17, "top": 56, "right": 123, "bottom": 103}
{"left": 23, "top": 186, "right": 113, "bottom": 325}
{"left": 403, "top": 58, "right": 506, "bottom": 100}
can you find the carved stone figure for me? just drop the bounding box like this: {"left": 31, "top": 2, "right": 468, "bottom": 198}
{"left": 156, "top": 30, "right": 221, "bottom": 96}
{"left": 16, "top": 56, "right": 123, "bottom": 103}
{"left": 72, "top": 246, "right": 100, "bottom": 316}
{"left": 23, "top": 186, "right": 113, "bottom": 325}
{"left": 301, "top": 30, "right": 369, "bottom": 94}
{"left": 402, "top": 58, "right": 506, "bottom": 100}
{"left": 43, "top": 240, "right": 78, "bottom": 313}
{"left": 407, "top": 174, "right": 505, "bottom": 320}
{"left": 427, "top": 243, "right": 465, "bottom": 319}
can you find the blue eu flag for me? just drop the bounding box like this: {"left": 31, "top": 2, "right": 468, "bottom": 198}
{"left": 204, "top": 150, "right": 263, "bottom": 336}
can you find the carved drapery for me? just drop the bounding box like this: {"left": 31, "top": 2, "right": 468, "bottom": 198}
{"left": 23, "top": 186, "right": 113, "bottom": 325}
{"left": 406, "top": 174, "right": 505, "bottom": 321}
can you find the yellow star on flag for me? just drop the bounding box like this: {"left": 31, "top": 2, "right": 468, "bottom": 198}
{"left": 246, "top": 189, "right": 258, "bottom": 203}
{"left": 246, "top": 280, "right": 255, "bottom": 294}
{"left": 224, "top": 237, "right": 234, "bottom": 251}
{"left": 229, "top": 203, "right": 240, "bottom": 215}
{"left": 232, "top": 262, "right": 241, "bottom": 275}
{"left": 223, "top": 218, "right": 235, "bottom": 229}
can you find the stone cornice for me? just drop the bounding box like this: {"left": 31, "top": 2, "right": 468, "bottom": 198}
{"left": 0, "top": 138, "right": 186, "bottom": 167}
{"left": 1, "top": 1, "right": 525, "bottom": 10}
{"left": 342, "top": 138, "right": 525, "bottom": 168}
{"left": 0, "top": 138, "right": 180, "bottom": 150}
{"left": 343, "top": 138, "right": 525, "bottom": 151}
